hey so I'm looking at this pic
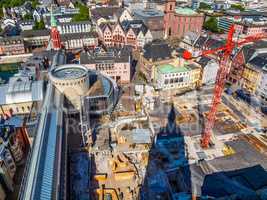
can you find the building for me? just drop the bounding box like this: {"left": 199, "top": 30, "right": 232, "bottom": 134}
{"left": 164, "top": 0, "right": 204, "bottom": 38}
{"left": 212, "top": 0, "right": 230, "bottom": 11}
{"left": 218, "top": 15, "right": 267, "bottom": 36}
{"left": 0, "top": 78, "right": 44, "bottom": 116}
{"left": 218, "top": 17, "right": 234, "bottom": 32}
{"left": 21, "top": 29, "right": 50, "bottom": 50}
{"left": 0, "top": 116, "right": 30, "bottom": 165}
{"left": 19, "top": 20, "right": 34, "bottom": 31}
{"left": 0, "top": 145, "right": 16, "bottom": 182}
{"left": 132, "top": 8, "right": 165, "bottom": 39}
{"left": 43, "top": 6, "right": 79, "bottom": 24}
{"left": 80, "top": 46, "right": 132, "bottom": 83}
{"left": 81, "top": 70, "right": 118, "bottom": 117}
{"left": 49, "top": 64, "right": 90, "bottom": 110}
{"left": 50, "top": 9, "right": 62, "bottom": 50}
{"left": 18, "top": 45, "right": 69, "bottom": 200}
{"left": 19, "top": 82, "right": 67, "bottom": 200}
{"left": 61, "top": 32, "right": 98, "bottom": 50}
{"left": 33, "top": 7, "right": 49, "bottom": 22}
{"left": 180, "top": 31, "right": 225, "bottom": 59}
{"left": 228, "top": 40, "right": 267, "bottom": 100}
{"left": 0, "top": 146, "right": 15, "bottom": 195}
{"left": 122, "top": 20, "right": 153, "bottom": 48}
{"left": 20, "top": 53, "right": 50, "bottom": 80}
{"left": 139, "top": 41, "right": 174, "bottom": 82}
{"left": 191, "top": 0, "right": 200, "bottom": 10}
{"left": 234, "top": 19, "right": 267, "bottom": 37}
{"left": 155, "top": 59, "right": 201, "bottom": 91}
{"left": 97, "top": 20, "right": 153, "bottom": 48}
{"left": 257, "top": 67, "right": 267, "bottom": 101}
{"left": 57, "top": 21, "right": 92, "bottom": 34}
{"left": 0, "top": 36, "right": 25, "bottom": 56}
{"left": 92, "top": 7, "right": 133, "bottom": 25}
{"left": 196, "top": 56, "right": 220, "bottom": 85}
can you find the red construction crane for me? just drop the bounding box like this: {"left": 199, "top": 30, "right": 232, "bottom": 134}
{"left": 183, "top": 25, "right": 267, "bottom": 148}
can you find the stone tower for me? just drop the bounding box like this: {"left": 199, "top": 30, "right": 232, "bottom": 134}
{"left": 164, "top": 0, "right": 176, "bottom": 38}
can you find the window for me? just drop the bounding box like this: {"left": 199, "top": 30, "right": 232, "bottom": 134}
{"left": 168, "top": 28, "right": 172, "bottom": 36}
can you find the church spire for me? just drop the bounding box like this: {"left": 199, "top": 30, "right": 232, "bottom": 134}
{"left": 50, "top": 5, "right": 62, "bottom": 50}
{"left": 50, "top": 6, "right": 57, "bottom": 27}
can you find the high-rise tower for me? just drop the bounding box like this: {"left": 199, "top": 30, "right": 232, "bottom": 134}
{"left": 50, "top": 7, "right": 62, "bottom": 50}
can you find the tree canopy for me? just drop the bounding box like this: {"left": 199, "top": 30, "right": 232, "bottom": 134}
{"left": 23, "top": 13, "right": 33, "bottom": 20}
{"left": 204, "top": 17, "right": 222, "bottom": 33}
{"left": 33, "top": 19, "right": 45, "bottom": 30}
{"left": 230, "top": 4, "right": 245, "bottom": 11}
{"left": 0, "top": 0, "right": 38, "bottom": 8}
{"left": 72, "top": 2, "right": 90, "bottom": 22}
{"left": 199, "top": 2, "right": 212, "bottom": 10}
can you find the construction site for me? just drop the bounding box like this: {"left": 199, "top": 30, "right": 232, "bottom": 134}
{"left": 66, "top": 25, "right": 267, "bottom": 200}
{"left": 78, "top": 78, "right": 267, "bottom": 199}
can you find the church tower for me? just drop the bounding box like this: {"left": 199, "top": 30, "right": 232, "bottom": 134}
{"left": 50, "top": 7, "right": 62, "bottom": 50}
{"left": 164, "top": 0, "right": 176, "bottom": 38}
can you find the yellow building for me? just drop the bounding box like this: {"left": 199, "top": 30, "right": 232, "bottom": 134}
{"left": 187, "top": 63, "right": 201, "bottom": 88}
{"left": 138, "top": 41, "right": 175, "bottom": 82}
{"left": 242, "top": 64, "right": 261, "bottom": 93}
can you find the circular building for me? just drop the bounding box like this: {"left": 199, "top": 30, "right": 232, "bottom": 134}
{"left": 49, "top": 64, "right": 90, "bottom": 109}
{"left": 82, "top": 70, "right": 118, "bottom": 115}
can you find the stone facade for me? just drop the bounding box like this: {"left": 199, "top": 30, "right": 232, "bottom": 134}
{"left": 164, "top": 0, "right": 204, "bottom": 38}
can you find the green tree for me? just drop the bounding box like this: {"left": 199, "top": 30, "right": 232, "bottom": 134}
{"left": 230, "top": 4, "right": 245, "bottom": 11}
{"left": 23, "top": 13, "right": 33, "bottom": 20}
{"left": 33, "top": 19, "right": 45, "bottom": 30}
{"left": 204, "top": 17, "right": 221, "bottom": 33}
{"left": 72, "top": 2, "right": 90, "bottom": 22}
{"left": 199, "top": 2, "right": 211, "bottom": 10}
{"left": 31, "top": 0, "right": 39, "bottom": 9}
{"left": 0, "top": 0, "right": 40, "bottom": 13}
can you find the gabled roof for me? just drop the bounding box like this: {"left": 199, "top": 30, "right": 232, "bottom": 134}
{"left": 242, "top": 40, "right": 267, "bottom": 62}
{"left": 194, "top": 36, "right": 208, "bottom": 49}
{"left": 91, "top": 7, "right": 124, "bottom": 20}
{"left": 248, "top": 53, "right": 267, "bottom": 70}
{"left": 21, "top": 29, "right": 50, "bottom": 37}
{"left": 121, "top": 20, "right": 148, "bottom": 36}
{"left": 99, "top": 22, "right": 114, "bottom": 32}
{"left": 196, "top": 56, "right": 212, "bottom": 67}
{"left": 183, "top": 31, "right": 199, "bottom": 46}
{"left": 80, "top": 45, "right": 132, "bottom": 64}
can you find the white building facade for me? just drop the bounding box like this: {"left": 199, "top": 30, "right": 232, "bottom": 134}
{"left": 257, "top": 68, "right": 267, "bottom": 101}
{"left": 155, "top": 64, "right": 191, "bottom": 90}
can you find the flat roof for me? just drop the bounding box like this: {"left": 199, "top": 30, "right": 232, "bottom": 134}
{"left": 157, "top": 64, "right": 189, "bottom": 74}
{"left": 175, "top": 7, "right": 198, "bottom": 15}
{"left": 51, "top": 64, "right": 87, "bottom": 79}
{"left": 133, "top": 9, "right": 164, "bottom": 18}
